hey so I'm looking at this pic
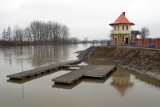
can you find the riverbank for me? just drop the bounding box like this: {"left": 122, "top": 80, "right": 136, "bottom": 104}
{"left": 84, "top": 46, "right": 160, "bottom": 80}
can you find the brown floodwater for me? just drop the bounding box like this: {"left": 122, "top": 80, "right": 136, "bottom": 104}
{"left": 0, "top": 44, "right": 160, "bottom": 107}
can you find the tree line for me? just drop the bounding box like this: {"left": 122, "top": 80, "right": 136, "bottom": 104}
{"left": 0, "top": 21, "right": 79, "bottom": 46}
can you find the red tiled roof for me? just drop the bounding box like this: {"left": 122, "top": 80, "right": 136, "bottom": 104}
{"left": 109, "top": 12, "right": 134, "bottom": 26}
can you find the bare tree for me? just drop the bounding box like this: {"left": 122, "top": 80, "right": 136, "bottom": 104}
{"left": 141, "top": 27, "right": 149, "bottom": 39}
{"left": 60, "top": 25, "right": 69, "bottom": 43}
{"left": 0, "top": 20, "right": 70, "bottom": 45}
{"left": 109, "top": 30, "right": 113, "bottom": 40}
{"left": 2, "top": 28, "right": 6, "bottom": 41}
{"left": 83, "top": 38, "right": 88, "bottom": 43}
{"left": 24, "top": 27, "right": 32, "bottom": 42}
{"left": 6, "top": 26, "right": 12, "bottom": 42}
{"left": 13, "top": 26, "right": 24, "bottom": 44}
{"left": 68, "top": 37, "right": 79, "bottom": 44}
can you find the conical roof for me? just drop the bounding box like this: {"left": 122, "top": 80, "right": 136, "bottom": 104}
{"left": 109, "top": 12, "right": 134, "bottom": 26}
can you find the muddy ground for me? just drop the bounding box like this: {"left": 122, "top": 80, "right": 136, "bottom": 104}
{"left": 78, "top": 46, "right": 160, "bottom": 80}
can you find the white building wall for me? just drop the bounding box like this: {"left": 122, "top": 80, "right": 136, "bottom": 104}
{"left": 112, "top": 24, "right": 131, "bottom": 35}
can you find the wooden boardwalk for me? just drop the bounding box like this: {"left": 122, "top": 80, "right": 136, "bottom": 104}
{"left": 7, "top": 46, "right": 95, "bottom": 80}
{"left": 52, "top": 65, "right": 116, "bottom": 84}
{"left": 7, "top": 60, "right": 81, "bottom": 80}
{"left": 84, "top": 65, "right": 116, "bottom": 78}
{"left": 61, "top": 65, "right": 86, "bottom": 68}
{"left": 52, "top": 65, "right": 94, "bottom": 84}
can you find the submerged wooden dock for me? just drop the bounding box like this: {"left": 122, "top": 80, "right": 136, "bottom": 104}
{"left": 7, "top": 46, "right": 96, "bottom": 80}
{"left": 7, "top": 60, "right": 81, "bottom": 80}
{"left": 7, "top": 46, "right": 116, "bottom": 85}
{"left": 52, "top": 65, "right": 94, "bottom": 84}
{"left": 52, "top": 65, "right": 116, "bottom": 84}
{"left": 84, "top": 65, "right": 116, "bottom": 78}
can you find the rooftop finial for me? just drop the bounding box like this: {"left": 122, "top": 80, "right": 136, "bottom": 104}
{"left": 123, "top": 12, "right": 125, "bottom": 16}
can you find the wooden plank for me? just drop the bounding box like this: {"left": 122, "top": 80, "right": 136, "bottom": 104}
{"left": 84, "top": 65, "right": 116, "bottom": 78}
{"left": 52, "top": 65, "right": 95, "bottom": 84}
{"left": 61, "top": 65, "right": 86, "bottom": 68}
{"left": 52, "top": 79, "right": 82, "bottom": 89}
{"left": 7, "top": 60, "right": 81, "bottom": 79}
{"left": 52, "top": 65, "right": 117, "bottom": 84}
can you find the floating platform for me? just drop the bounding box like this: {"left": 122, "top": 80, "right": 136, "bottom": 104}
{"left": 84, "top": 65, "right": 116, "bottom": 78}
{"left": 52, "top": 65, "right": 94, "bottom": 84}
{"left": 7, "top": 60, "right": 81, "bottom": 80}
{"left": 61, "top": 65, "right": 86, "bottom": 68}
{"left": 52, "top": 65, "right": 116, "bottom": 84}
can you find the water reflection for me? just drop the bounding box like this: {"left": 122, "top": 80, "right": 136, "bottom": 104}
{"left": 111, "top": 67, "right": 134, "bottom": 96}
{"left": 0, "top": 44, "right": 79, "bottom": 68}
{"left": 29, "top": 45, "right": 71, "bottom": 67}
{"left": 83, "top": 77, "right": 109, "bottom": 84}
{"left": 132, "top": 71, "right": 160, "bottom": 89}
{"left": 88, "top": 59, "right": 160, "bottom": 90}
{"left": 21, "top": 84, "right": 25, "bottom": 99}
{"left": 1, "top": 45, "right": 160, "bottom": 107}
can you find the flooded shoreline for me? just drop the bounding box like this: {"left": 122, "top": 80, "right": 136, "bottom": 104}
{"left": 89, "top": 46, "right": 160, "bottom": 81}
{"left": 1, "top": 44, "right": 160, "bottom": 107}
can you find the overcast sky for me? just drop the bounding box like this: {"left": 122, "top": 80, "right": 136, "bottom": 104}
{"left": 0, "top": 0, "right": 160, "bottom": 40}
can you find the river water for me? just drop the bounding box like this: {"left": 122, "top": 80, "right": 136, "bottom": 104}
{"left": 0, "top": 44, "right": 160, "bottom": 107}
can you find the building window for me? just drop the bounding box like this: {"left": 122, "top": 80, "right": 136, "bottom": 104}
{"left": 122, "top": 25, "right": 124, "bottom": 30}
{"left": 114, "top": 26, "right": 116, "bottom": 31}
{"left": 118, "top": 26, "right": 119, "bottom": 30}
{"left": 126, "top": 25, "right": 128, "bottom": 30}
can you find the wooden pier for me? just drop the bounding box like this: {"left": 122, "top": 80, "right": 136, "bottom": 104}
{"left": 84, "top": 65, "right": 116, "bottom": 78}
{"left": 52, "top": 65, "right": 94, "bottom": 84}
{"left": 7, "top": 46, "right": 116, "bottom": 85}
{"left": 61, "top": 65, "right": 86, "bottom": 68}
{"left": 52, "top": 65, "right": 116, "bottom": 84}
{"left": 7, "top": 60, "right": 81, "bottom": 80}
{"left": 7, "top": 46, "right": 96, "bottom": 81}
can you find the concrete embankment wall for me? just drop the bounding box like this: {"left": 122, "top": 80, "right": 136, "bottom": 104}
{"left": 91, "top": 46, "right": 160, "bottom": 74}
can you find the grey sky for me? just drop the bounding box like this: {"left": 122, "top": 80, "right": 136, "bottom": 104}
{"left": 0, "top": 0, "right": 160, "bottom": 40}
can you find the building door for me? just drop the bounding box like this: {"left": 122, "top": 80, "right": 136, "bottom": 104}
{"left": 115, "top": 38, "right": 117, "bottom": 44}
{"left": 125, "top": 38, "right": 129, "bottom": 44}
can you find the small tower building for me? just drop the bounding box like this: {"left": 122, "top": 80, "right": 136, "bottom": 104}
{"left": 109, "top": 12, "right": 134, "bottom": 45}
